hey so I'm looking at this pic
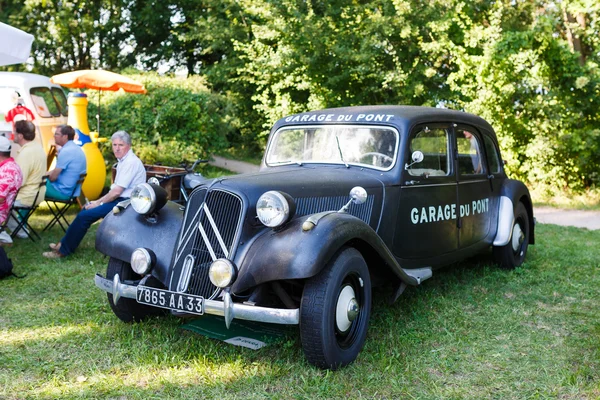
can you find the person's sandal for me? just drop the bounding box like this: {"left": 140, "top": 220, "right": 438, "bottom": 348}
{"left": 43, "top": 251, "right": 64, "bottom": 259}
{"left": 49, "top": 242, "right": 61, "bottom": 251}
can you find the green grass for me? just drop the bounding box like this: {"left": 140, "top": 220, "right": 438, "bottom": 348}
{"left": 1, "top": 212, "right": 599, "bottom": 398}
{"left": 196, "top": 164, "right": 237, "bottom": 179}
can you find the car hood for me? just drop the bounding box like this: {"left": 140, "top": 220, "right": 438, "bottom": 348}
{"left": 207, "top": 165, "right": 386, "bottom": 228}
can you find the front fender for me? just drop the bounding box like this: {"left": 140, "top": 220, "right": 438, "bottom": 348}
{"left": 95, "top": 201, "right": 184, "bottom": 284}
{"left": 231, "top": 212, "right": 419, "bottom": 294}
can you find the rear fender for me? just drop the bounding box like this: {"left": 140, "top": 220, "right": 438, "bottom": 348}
{"left": 95, "top": 202, "right": 183, "bottom": 284}
{"left": 493, "top": 180, "right": 535, "bottom": 246}
{"left": 231, "top": 212, "right": 420, "bottom": 294}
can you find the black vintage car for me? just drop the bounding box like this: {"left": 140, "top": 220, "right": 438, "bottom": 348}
{"left": 94, "top": 106, "right": 534, "bottom": 370}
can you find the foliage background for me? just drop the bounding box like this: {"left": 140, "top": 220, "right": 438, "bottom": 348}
{"left": 1, "top": 0, "right": 599, "bottom": 195}
{"left": 87, "top": 73, "right": 236, "bottom": 166}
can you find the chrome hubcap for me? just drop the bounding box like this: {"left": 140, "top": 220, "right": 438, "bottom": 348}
{"left": 336, "top": 285, "right": 359, "bottom": 332}
{"left": 511, "top": 222, "right": 524, "bottom": 253}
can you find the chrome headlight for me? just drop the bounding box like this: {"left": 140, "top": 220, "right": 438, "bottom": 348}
{"left": 130, "top": 248, "right": 155, "bottom": 275}
{"left": 130, "top": 183, "right": 167, "bottom": 215}
{"left": 208, "top": 259, "right": 237, "bottom": 288}
{"left": 256, "top": 191, "right": 296, "bottom": 228}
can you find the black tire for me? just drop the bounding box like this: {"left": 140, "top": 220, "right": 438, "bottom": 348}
{"left": 494, "top": 202, "right": 530, "bottom": 269}
{"left": 300, "top": 247, "right": 372, "bottom": 370}
{"left": 106, "top": 257, "right": 166, "bottom": 322}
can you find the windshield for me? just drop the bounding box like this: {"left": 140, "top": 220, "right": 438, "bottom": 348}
{"left": 266, "top": 125, "right": 399, "bottom": 170}
{"left": 30, "top": 87, "right": 68, "bottom": 118}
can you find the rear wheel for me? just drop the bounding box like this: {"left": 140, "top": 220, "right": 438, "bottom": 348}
{"left": 106, "top": 257, "right": 166, "bottom": 322}
{"left": 300, "top": 247, "right": 372, "bottom": 370}
{"left": 494, "top": 202, "right": 530, "bottom": 269}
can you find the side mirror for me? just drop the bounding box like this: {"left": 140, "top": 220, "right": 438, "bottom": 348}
{"left": 339, "top": 186, "right": 368, "bottom": 213}
{"left": 412, "top": 151, "right": 424, "bottom": 163}
{"left": 405, "top": 150, "right": 424, "bottom": 170}
{"left": 349, "top": 186, "right": 367, "bottom": 205}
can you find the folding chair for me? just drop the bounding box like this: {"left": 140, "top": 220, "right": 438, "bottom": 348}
{"left": 46, "top": 144, "right": 57, "bottom": 170}
{"left": 9, "top": 176, "right": 48, "bottom": 241}
{"left": 43, "top": 173, "right": 87, "bottom": 233}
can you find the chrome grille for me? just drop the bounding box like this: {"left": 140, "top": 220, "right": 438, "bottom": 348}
{"left": 170, "top": 189, "right": 243, "bottom": 299}
{"left": 295, "top": 195, "right": 374, "bottom": 224}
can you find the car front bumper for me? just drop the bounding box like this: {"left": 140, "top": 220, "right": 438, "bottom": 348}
{"left": 94, "top": 273, "right": 300, "bottom": 327}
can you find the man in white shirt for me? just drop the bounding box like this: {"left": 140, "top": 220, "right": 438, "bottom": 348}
{"left": 43, "top": 130, "right": 146, "bottom": 258}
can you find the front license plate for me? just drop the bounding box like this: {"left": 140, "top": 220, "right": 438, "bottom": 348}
{"left": 136, "top": 286, "right": 204, "bottom": 315}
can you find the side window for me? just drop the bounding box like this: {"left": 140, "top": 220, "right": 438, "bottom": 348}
{"left": 51, "top": 87, "right": 68, "bottom": 117}
{"left": 408, "top": 127, "right": 449, "bottom": 177}
{"left": 29, "top": 87, "right": 60, "bottom": 118}
{"left": 482, "top": 134, "right": 502, "bottom": 174}
{"left": 456, "top": 128, "right": 485, "bottom": 175}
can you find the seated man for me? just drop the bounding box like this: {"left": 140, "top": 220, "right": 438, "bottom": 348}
{"left": 43, "top": 130, "right": 146, "bottom": 258}
{"left": 46, "top": 125, "right": 87, "bottom": 201}
{"left": 6, "top": 120, "right": 47, "bottom": 238}
{"left": 0, "top": 137, "right": 23, "bottom": 245}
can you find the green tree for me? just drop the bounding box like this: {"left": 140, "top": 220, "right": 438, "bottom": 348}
{"left": 232, "top": 0, "right": 491, "bottom": 141}
{"left": 232, "top": 0, "right": 599, "bottom": 191}
{"left": 447, "top": 1, "right": 600, "bottom": 190}
{"left": 95, "top": 72, "right": 233, "bottom": 166}
{"left": 0, "top": 0, "right": 133, "bottom": 74}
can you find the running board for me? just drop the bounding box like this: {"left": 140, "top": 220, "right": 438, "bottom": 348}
{"left": 391, "top": 267, "right": 433, "bottom": 304}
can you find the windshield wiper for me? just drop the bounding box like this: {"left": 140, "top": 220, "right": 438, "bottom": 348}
{"left": 270, "top": 160, "right": 303, "bottom": 166}
{"left": 336, "top": 136, "right": 349, "bottom": 168}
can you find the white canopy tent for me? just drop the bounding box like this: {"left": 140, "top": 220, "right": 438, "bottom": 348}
{"left": 0, "top": 22, "right": 34, "bottom": 67}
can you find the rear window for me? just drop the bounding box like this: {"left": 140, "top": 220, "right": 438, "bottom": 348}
{"left": 483, "top": 134, "right": 502, "bottom": 174}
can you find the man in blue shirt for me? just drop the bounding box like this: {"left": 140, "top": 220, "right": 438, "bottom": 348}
{"left": 43, "top": 130, "right": 146, "bottom": 258}
{"left": 46, "top": 125, "right": 87, "bottom": 200}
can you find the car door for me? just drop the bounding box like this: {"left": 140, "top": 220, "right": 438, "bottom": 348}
{"left": 454, "top": 124, "right": 493, "bottom": 248}
{"left": 395, "top": 124, "right": 458, "bottom": 260}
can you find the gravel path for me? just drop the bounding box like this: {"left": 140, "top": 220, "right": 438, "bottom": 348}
{"left": 209, "top": 156, "right": 600, "bottom": 231}
{"left": 209, "top": 155, "right": 260, "bottom": 174}
{"left": 533, "top": 206, "right": 600, "bottom": 231}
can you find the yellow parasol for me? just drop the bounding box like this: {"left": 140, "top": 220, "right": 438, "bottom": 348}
{"left": 50, "top": 69, "right": 146, "bottom": 133}
{"left": 50, "top": 69, "right": 146, "bottom": 93}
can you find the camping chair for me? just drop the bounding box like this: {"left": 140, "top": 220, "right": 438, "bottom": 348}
{"left": 46, "top": 144, "right": 57, "bottom": 170}
{"left": 42, "top": 172, "right": 87, "bottom": 233}
{"left": 9, "top": 176, "right": 48, "bottom": 241}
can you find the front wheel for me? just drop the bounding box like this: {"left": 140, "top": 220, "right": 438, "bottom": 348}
{"left": 106, "top": 257, "right": 166, "bottom": 322}
{"left": 300, "top": 247, "right": 372, "bottom": 370}
{"left": 494, "top": 202, "right": 530, "bottom": 269}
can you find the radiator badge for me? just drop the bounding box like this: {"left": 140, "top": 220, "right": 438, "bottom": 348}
{"left": 177, "top": 254, "right": 195, "bottom": 293}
